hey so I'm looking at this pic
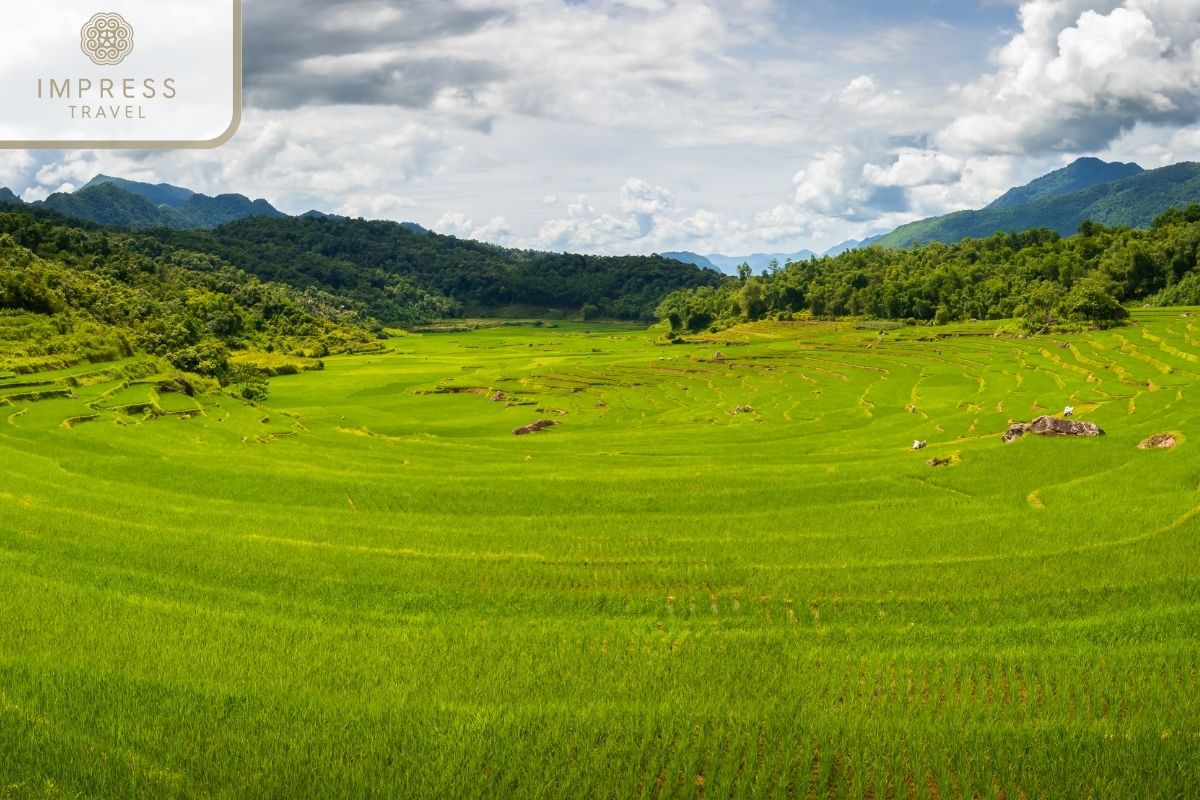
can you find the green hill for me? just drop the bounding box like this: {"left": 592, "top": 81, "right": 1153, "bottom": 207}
{"left": 877, "top": 161, "right": 1200, "bottom": 248}
{"left": 150, "top": 215, "right": 724, "bottom": 322}
{"left": 986, "top": 157, "right": 1143, "bottom": 210}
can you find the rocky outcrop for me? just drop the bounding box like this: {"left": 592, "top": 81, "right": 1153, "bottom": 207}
{"left": 513, "top": 419, "right": 558, "bottom": 436}
{"left": 1003, "top": 416, "right": 1104, "bottom": 442}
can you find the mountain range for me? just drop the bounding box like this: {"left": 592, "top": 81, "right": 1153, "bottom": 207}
{"left": 661, "top": 250, "right": 817, "bottom": 274}
{"left": 31, "top": 175, "right": 290, "bottom": 230}
{"left": 667, "top": 157, "right": 1200, "bottom": 260}
{"left": 0, "top": 175, "right": 432, "bottom": 234}
{"left": 6, "top": 157, "right": 1200, "bottom": 270}
{"left": 873, "top": 158, "right": 1200, "bottom": 248}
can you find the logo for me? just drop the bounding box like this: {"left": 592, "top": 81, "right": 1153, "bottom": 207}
{"left": 1, "top": 0, "right": 241, "bottom": 149}
{"left": 81, "top": 12, "right": 134, "bottom": 66}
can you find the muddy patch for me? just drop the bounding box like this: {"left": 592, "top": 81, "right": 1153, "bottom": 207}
{"left": 1138, "top": 433, "right": 1179, "bottom": 450}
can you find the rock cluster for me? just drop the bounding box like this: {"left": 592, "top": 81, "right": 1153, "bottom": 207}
{"left": 1003, "top": 416, "right": 1104, "bottom": 443}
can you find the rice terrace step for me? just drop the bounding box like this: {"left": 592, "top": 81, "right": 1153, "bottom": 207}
{"left": 2, "top": 311, "right": 1198, "bottom": 797}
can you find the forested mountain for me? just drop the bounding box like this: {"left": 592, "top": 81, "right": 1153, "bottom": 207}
{"left": 986, "top": 158, "right": 1143, "bottom": 210}
{"left": 657, "top": 206, "right": 1200, "bottom": 333}
{"left": 875, "top": 161, "right": 1200, "bottom": 248}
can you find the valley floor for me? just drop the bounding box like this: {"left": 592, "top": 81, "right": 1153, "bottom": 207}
{"left": 1, "top": 313, "right": 1199, "bottom": 798}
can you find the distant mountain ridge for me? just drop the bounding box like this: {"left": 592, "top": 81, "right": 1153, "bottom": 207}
{"left": 665, "top": 239, "right": 894, "bottom": 270}
{"left": 84, "top": 175, "right": 195, "bottom": 207}
{"left": 9, "top": 159, "right": 1200, "bottom": 262}
{"left": 664, "top": 249, "right": 816, "bottom": 275}
{"left": 822, "top": 235, "right": 885, "bottom": 257}
{"left": 875, "top": 158, "right": 1200, "bottom": 249}
{"left": 0, "top": 174, "right": 438, "bottom": 235}
{"left": 661, "top": 252, "right": 719, "bottom": 270}
{"left": 40, "top": 175, "right": 288, "bottom": 230}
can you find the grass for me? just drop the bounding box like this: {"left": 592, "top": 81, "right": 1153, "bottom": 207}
{"left": 1, "top": 312, "right": 1199, "bottom": 798}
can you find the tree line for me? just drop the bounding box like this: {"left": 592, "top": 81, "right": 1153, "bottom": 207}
{"left": 657, "top": 208, "right": 1200, "bottom": 333}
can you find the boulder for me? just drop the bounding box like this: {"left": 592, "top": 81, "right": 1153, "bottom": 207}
{"left": 513, "top": 419, "right": 558, "bottom": 436}
{"left": 1003, "top": 415, "right": 1104, "bottom": 443}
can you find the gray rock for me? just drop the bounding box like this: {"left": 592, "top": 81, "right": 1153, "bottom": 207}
{"left": 1003, "top": 416, "right": 1104, "bottom": 442}
{"left": 513, "top": 419, "right": 558, "bottom": 436}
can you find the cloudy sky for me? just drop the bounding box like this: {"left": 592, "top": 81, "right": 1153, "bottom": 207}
{"left": 5, "top": 0, "right": 1200, "bottom": 255}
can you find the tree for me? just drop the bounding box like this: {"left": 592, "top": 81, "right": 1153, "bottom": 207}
{"left": 1059, "top": 274, "right": 1128, "bottom": 325}
{"left": 1017, "top": 280, "right": 1060, "bottom": 331}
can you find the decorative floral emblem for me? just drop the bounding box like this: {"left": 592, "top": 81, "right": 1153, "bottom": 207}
{"left": 80, "top": 12, "right": 134, "bottom": 66}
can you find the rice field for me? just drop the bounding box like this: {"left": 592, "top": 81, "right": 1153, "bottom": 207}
{"left": 1, "top": 310, "right": 1199, "bottom": 798}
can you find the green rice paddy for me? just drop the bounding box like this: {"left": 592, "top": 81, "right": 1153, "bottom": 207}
{"left": 1, "top": 311, "right": 1198, "bottom": 798}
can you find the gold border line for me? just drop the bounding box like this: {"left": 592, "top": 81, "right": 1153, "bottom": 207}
{"left": 0, "top": 0, "right": 242, "bottom": 150}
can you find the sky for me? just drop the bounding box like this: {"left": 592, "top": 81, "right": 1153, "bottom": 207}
{"left": 4, "top": 0, "right": 1200, "bottom": 256}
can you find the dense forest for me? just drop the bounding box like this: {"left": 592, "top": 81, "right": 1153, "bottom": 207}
{"left": 0, "top": 210, "right": 378, "bottom": 382}
{"left": 2, "top": 186, "right": 725, "bottom": 325}
{"left": 151, "top": 216, "right": 724, "bottom": 323}
{"left": 657, "top": 207, "right": 1200, "bottom": 334}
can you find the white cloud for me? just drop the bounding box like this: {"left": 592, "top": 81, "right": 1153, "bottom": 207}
{"left": 338, "top": 193, "right": 419, "bottom": 220}
{"left": 619, "top": 177, "right": 674, "bottom": 235}
{"left": 13, "top": 1, "right": 1200, "bottom": 259}
{"left": 792, "top": 149, "right": 864, "bottom": 216}
{"left": 940, "top": 0, "right": 1200, "bottom": 155}
{"left": 838, "top": 74, "right": 907, "bottom": 115}
{"left": 863, "top": 150, "right": 964, "bottom": 188}
{"left": 436, "top": 211, "right": 514, "bottom": 243}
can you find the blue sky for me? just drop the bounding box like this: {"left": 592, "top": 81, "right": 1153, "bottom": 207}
{"left": 3, "top": 0, "right": 1200, "bottom": 256}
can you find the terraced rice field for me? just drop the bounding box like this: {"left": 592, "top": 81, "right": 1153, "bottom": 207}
{"left": 1, "top": 311, "right": 1199, "bottom": 798}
